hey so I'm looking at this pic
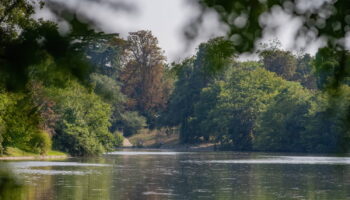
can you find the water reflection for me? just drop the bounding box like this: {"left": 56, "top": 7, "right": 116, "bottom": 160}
{"left": 0, "top": 150, "right": 350, "bottom": 200}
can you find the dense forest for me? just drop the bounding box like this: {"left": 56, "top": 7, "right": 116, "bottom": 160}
{"left": 0, "top": 0, "right": 350, "bottom": 157}
{"left": 162, "top": 40, "right": 350, "bottom": 153}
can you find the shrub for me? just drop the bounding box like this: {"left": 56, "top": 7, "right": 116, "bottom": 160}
{"left": 29, "top": 131, "right": 52, "bottom": 155}
{"left": 114, "top": 132, "right": 124, "bottom": 147}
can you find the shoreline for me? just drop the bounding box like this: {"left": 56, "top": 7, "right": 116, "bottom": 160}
{"left": 121, "top": 142, "right": 217, "bottom": 151}
{"left": 0, "top": 155, "right": 69, "bottom": 161}
{"left": 125, "top": 133, "right": 217, "bottom": 151}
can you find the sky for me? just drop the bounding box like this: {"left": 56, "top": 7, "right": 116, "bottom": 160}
{"left": 35, "top": 0, "right": 337, "bottom": 62}
{"left": 36, "top": 0, "right": 227, "bottom": 62}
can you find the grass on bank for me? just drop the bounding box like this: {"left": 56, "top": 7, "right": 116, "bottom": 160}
{"left": 46, "top": 150, "right": 67, "bottom": 156}
{"left": 127, "top": 128, "right": 179, "bottom": 148}
{"left": 2, "top": 147, "right": 68, "bottom": 157}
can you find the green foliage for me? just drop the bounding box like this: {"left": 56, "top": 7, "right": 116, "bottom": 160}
{"left": 197, "top": 63, "right": 288, "bottom": 150}
{"left": 46, "top": 150, "right": 67, "bottom": 156}
{"left": 161, "top": 58, "right": 198, "bottom": 128}
{"left": 1, "top": 94, "right": 38, "bottom": 152}
{"left": 254, "top": 84, "right": 314, "bottom": 152}
{"left": 84, "top": 33, "right": 126, "bottom": 78}
{"left": 304, "top": 87, "right": 350, "bottom": 153}
{"left": 162, "top": 56, "right": 210, "bottom": 143}
{"left": 196, "top": 1, "right": 350, "bottom": 152}
{"left": 48, "top": 81, "right": 116, "bottom": 156}
{"left": 113, "top": 132, "right": 124, "bottom": 147}
{"left": 119, "top": 112, "right": 146, "bottom": 137}
{"left": 165, "top": 51, "right": 350, "bottom": 153}
{"left": 0, "top": 92, "right": 53, "bottom": 155}
{"left": 0, "top": 92, "right": 10, "bottom": 154}
{"left": 162, "top": 38, "right": 234, "bottom": 142}
{"left": 0, "top": 17, "right": 92, "bottom": 91}
{"left": 89, "top": 73, "right": 146, "bottom": 136}
{"left": 260, "top": 49, "right": 297, "bottom": 80}
{"left": 196, "top": 37, "right": 236, "bottom": 73}
{"left": 4, "top": 147, "right": 37, "bottom": 157}
{"left": 257, "top": 44, "right": 317, "bottom": 89}
{"left": 293, "top": 53, "right": 317, "bottom": 89}
{"left": 254, "top": 85, "right": 350, "bottom": 153}
{"left": 90, "top": 73, "right": 125, "bottom": 104}
{"left": 314, "top": 48, "right": 350, "bottom": 90}
{"left": 188, "top": 82, "right": 222, "bottom": 142}
{"left": 2, "top": 0, "right": 350, "bottom": 156}
{"left": 29, "top": 130, "right": 52, "bottom": 155}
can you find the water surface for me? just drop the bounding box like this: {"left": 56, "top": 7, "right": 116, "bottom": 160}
{"left": 2, "top": 150, "right": 350, "bottom": 200}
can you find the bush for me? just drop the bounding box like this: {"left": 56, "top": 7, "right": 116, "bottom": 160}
{"left": 1, "top": 93, "right": 52, "bottom": 154}
{"left": 49, "top": 82, "right": 116, "bottom": 156}
{"left": 120, "top": 112, "right": 146, "bottom": 136}
{"left": 29, "top": 131, "right": 52, "bottom": 155}
{"left": 114, "top": 132, "right": 124, "bottom": 147}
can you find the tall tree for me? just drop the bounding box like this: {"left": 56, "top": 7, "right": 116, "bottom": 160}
{"left": 121, "top": 30, "right": 168, "bottom": 126}
{"left": 260, "top": 49, "right": 297, "bottom": 80}
{"left": 161, "top": 37, "right": 235, "bottom": 143}
{"left": 314, "top": 48, "right": 350, "bottom": 90}
{"left": 293, "top": 53, "right": 317, "bottom": 90}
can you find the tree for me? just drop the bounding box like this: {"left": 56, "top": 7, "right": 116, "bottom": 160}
{"left": 195, "top": 0, "right": 350, "bottom": 152}
{"left": 121, "top": 30, "right": 168, "bottom": 126}
{"left": 0, "top": 10, "right": 93, "bottom": 91}
{"left": 0, "top": 92, "right": 52, "bottom": 154}
{"left": 160, "top": 58, "right": 198, "bottom": 142}
{"left": 260, "top": 49, "right": 297, "bottom": 80}
{"left": 200, "top": 63, "right": 288, "bottom": 150}
{"left": 313, "top": 48, "right": 350, "bottom": 90}
{"left": 161, "top": 37, "right": 235, "bottom": 143}
{"left": 27, "top": 81, "right": 58, "bottom": 136}
{"left": 304, "top": 86, "right": 350, "bottom": 153}
{"left": 254, "top": 84, "right": 314, "bottom": 152}
{"left": 90, "top": 73, "right": 146, "bottom": 136}
{"left": 293, "top": 53, "right": 317, "bottom": 90}
{"left": 254, "top": 84, "right": 350, "bottom": 153}
{"left": 79, "top": 32, "right": 127, "bottom": 79}
{"left": 259, "top": 48, "right": 318, "bottom": 89}
{"left": 187, "top": 81, "right": 222, "bottom": 142}
{"left": 48, "top": 81, "right": 118, "bottom": 156}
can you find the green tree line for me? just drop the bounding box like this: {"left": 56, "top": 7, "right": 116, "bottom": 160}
{"left": 161, "top": 39, "right": 350, "bottom": 153}
{"left": 1, "top": 0, "right": 350, "bottom": 156}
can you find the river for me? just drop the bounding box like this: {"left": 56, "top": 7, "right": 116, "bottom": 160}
{"left": 2, "top": 149, "right": 350, "bottom": 199}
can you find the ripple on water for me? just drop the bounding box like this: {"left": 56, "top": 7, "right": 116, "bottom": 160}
{"left": 9, "top": 161, "right": 111, "bottom": 168}
{"left": 14, "top": 169, "right": 89, "bottom": 175}
{"left": 182, "top": 156, "right": 350, "bottom": 165}
{"left": 105, "top": 151, "right": 191, "bottom": 156}
{"left": 142, "top": 191, "right": 177, "bottom": 196}
{"left": 8, "top": 161, "right": 111, "bottom": 176}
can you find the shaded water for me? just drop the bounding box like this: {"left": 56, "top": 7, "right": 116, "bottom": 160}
{"left": 1, "top": 150, "right": 350, "bottom": 199}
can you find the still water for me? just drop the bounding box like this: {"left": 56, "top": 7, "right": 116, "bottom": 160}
{"left": 2, "top": 149, "right": 350, "bottom": 200}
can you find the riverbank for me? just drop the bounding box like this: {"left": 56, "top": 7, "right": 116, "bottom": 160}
{"left": 0, "top": 155, "right": 68, "bottom": 160}
{"left": 0, "top": 147, "right": 69, "bottom": 160}
{"left": 126, "top": 131, "right": 216, "bottom": 151}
